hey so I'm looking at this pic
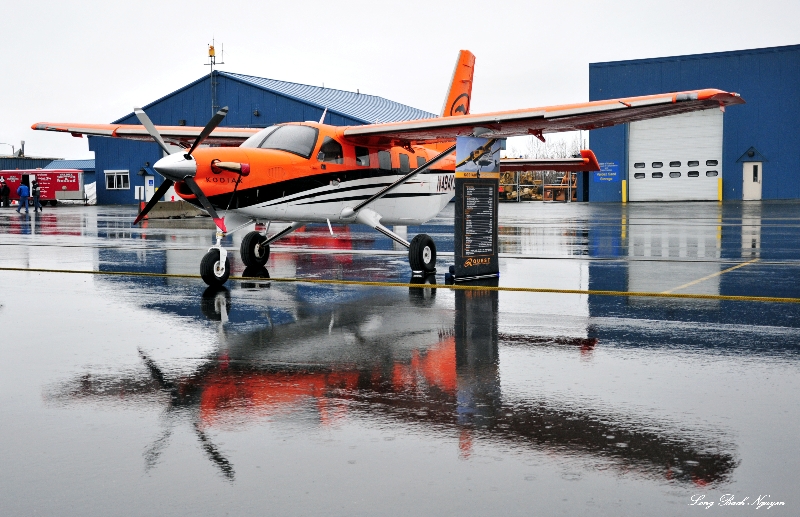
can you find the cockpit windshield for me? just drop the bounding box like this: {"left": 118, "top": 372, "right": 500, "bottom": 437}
{"left": 240, "top": 126, "right": 277, "bottom": 148}
{"left": 240, "top": 124, "right": 320, "bottom": 159}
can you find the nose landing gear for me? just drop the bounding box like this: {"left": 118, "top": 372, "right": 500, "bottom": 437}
{"left": 200, "top": 231, "right": 230, "bottom": 286}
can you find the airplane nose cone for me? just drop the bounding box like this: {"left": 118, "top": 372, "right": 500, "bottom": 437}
{"left": 153, "top": 153, "right": 197, "bottom": 182}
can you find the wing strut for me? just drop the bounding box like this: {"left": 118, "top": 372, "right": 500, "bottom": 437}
{"left": 344, "top": 144, "right": 456, "bottom": 217}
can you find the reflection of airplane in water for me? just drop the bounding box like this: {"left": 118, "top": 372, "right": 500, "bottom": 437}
{"left": 46, "top": 280, "right": 737, "bottom": 485}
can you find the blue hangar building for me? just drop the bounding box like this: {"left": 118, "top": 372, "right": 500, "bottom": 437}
{"left": 91, "top": 71, "right": 433, "bottom": 205}
{"left": 587, "top": 44, "right": 800, "bottom": 202}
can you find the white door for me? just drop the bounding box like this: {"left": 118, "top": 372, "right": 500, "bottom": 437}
{"left": 742, "top": 162, "right": 762, "bottom": 201}
{"left": 144, "top": 175, "right": 155, "bottom": 201}
{"left": 628, "top": 109, "right": 723, "bottom": 202}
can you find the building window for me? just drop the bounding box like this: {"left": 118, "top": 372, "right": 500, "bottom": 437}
{"left": 669, "top": 172, "right": 681, "bottom": 178}
{"left": 652, "top": 162, "right": 663, "bottom": 168}
{"left": 688, "top": 171, "right": 700, "bottom": 177}
{"left": 706, "top": 170, "right": 719, "bottom": 177}
{"left": 105, "top": 171, "right": 130, "bottom": 190}
{"left": 652, "top": 172, "right": 663, "bottom": 178}
{"left": 399, "top": 153, "right": 410, "bottom": 173}
{"left": 687, "top": 160, "right": 699, "bottom": 167}
{"left": 634, "top": 162, "right": 645, "bottom": 168}
{"left": 378, "top": 151, "right": 392, "bottom": 170}
{"left": 634, "top": 173, "right": 645, "bottom": 179}
{"left": 706, "top": 160, "right": 718, "bottom": 167}
{"left": 355, "top": 147, "right": 370, "bottom": 166}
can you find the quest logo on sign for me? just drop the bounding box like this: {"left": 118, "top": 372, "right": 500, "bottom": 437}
{"left": 593, "top": 162, "right": 620, "bottom": 182}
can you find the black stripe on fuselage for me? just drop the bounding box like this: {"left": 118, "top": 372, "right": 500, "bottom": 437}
{"left": 203, "top": 167, "right": 450, "bottom": 210}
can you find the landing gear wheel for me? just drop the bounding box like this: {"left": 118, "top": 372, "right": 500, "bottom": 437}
{"left": 200, "top": 249, "right": 230, "bottom": 286}
{"left": 240, "top": 231, "right": 270, "bottom": 268}
{"left": 408, "top": 233, "right": 437, "bottom": 273}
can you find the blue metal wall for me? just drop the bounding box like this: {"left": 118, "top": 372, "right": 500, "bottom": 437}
{"left": 90, "top": 72, "right": 370, "bottom": 205}
{"left": 0, "top": 157, "right": 56, "bottom": 170}
{"left": 589, "top": 44, "right": 800, "bottom": 202}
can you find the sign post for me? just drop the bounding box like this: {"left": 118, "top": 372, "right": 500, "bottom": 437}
{"left": 453, "top": 137, "right": 501, "bottom": 281}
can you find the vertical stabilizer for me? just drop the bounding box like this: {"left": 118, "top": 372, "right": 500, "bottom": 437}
{"left": 440, "top": 50, "right": 476, "bottom": 117}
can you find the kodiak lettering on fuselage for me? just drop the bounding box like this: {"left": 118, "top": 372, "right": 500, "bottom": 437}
{"left": 437, "top": 174, "right": 455, "bottom": 192}
{"left": 205, "top": 176, "right": 239, "bottom": 184}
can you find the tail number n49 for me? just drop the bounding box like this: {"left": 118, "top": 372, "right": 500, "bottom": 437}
{"left": 437, "top": 174, "right": 455, "bottom": 192}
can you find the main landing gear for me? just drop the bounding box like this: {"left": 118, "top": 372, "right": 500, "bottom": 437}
{"left": 408, "top": 234, "right": 437, "bottom": 274}
{"left": 240, "top": 231, "right": 270, "bottom": 267}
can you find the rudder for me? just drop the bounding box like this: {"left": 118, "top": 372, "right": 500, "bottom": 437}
{"left": 440, "top": 50, "right": 475, "bottom": 117}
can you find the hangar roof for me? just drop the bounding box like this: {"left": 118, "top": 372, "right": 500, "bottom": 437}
{"left": 113, "top": 71, "right": 435, "bottom": 126}
{"left": 222, "top": 72, "right": 436, "bottom": 124}
{"left": 44, "top": 159, "right": 95, "bottom": 171}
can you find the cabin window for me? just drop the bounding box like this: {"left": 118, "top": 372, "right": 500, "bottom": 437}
{"left": 257, "top": 125, "right": 319, "bottom": 158}
{"left": 634, "top": 173, "right": 645, "bottom": 179}
{"left": 378, "top": 151, "right": 392, "bottom": 170}
{"left": 669, "top": 172, "right": 681, "bottom": 178}
{"left": 634, "top": 162, "right": 645, "bottom": 168}
{"left": 417, "top": 156, "right": 427, "bottom": 169}
{"left": 652, "top": 172, "right": 663, "bottom": 178}
{"left": 669, "top": 161, "right": 681, "bottom": 167}
{"left": 399, "top": 153, "right": 410, "bottom": 173}
{"left": 688, "top": 171, "right": 700, "bottom": 177}
{"left": 317, "top": 137, "right": 344, "bottom": 164}
{"left": 687, "top": 160, "right": 699, "bottom": 167}
{"left": 706, "top": 160, "right": 719, "bottom": 167}
{"left": 652, "top": 162, "right": 663, "bottom": 168}
{"left": 105, "top": 171, "right": 129, "bottom": 190}
{"left": 355, "top": 147, "right": 370, "bottom": 166}
{"left": 706, "top": 170, "right": 719, "bottom": 177}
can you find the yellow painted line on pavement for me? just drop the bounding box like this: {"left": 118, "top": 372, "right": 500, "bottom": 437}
{"left": 1, "top": 264, "right": 799, "bottom": 304}
{"left": 662, "top": 258, "right": 760, "bottom": 294}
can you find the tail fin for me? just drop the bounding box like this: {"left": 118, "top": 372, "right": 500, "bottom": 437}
{"left": 440, "top": 50, "right": 475, "bottom": 117}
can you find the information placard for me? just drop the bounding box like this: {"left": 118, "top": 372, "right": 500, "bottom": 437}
{"left": 454, "top": 137, "right": 500, "bottom": 280}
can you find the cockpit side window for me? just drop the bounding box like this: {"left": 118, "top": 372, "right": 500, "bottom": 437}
{"left": 257, "top": 125, "right": 319, "bottom": 158}
{"left": 317, "top": 137, "right": 344, "bottom": 164}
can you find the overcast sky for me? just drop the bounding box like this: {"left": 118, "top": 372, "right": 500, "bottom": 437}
{"left": 2, "top": 0, "right": 797, "bottom": 159}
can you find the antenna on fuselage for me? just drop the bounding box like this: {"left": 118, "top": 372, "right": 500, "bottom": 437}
{"left": 318, "top": 107, "right": 328, "bottom": 124}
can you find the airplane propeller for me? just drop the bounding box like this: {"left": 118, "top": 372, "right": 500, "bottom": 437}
{"left": 133, "top": 106, "right": 229, "bottom": 232}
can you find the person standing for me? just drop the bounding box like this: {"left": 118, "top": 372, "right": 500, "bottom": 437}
{"left": 31, "top": 180, "right": 43, "bottom": 212}
{"left": 16, "top": 182, "right": 30, "bottom": 213}
{"left": 0, "top": 180, "right": 9, "bottom": 207}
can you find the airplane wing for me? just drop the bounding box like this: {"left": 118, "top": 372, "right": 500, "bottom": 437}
{"left": 343, "top": 89, "right": 744, "bottom": 147}
{"left": 500, "top": 150, "right": 600, "bottom": 172}
{"left": 30, "top": 122, "right": 259, "bottom": 147}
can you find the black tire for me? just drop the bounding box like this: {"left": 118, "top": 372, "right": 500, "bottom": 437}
{"left": 408, "top": 234, "right": 436, "bottom": 273}
{"left": 49, "top": 200, "right": 58, "bottom": 206}
{"left": 241, "top": 231, "right": 269, "bottom": 268}
{"left": 200, "top": 249, "right": 230, "bottom": 286}
{"left": 201, "top": 286, "right": 230, "bottom": 321}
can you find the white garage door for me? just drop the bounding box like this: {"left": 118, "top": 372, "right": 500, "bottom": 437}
{"left": 628, "top": 109, "right": 722, "bottom": 201}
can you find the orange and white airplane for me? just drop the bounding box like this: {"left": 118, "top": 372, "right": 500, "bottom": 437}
{"left": 33, "top": 50, "right": 744, "bottom": 286}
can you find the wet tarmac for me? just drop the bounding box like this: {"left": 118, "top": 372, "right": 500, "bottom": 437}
{"left": 1, "top": 201, "right": 798, "bottom": 515}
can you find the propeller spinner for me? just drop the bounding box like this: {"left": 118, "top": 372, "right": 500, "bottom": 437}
{"left": 133, "top": 107, "right": 229, "bottom": 232}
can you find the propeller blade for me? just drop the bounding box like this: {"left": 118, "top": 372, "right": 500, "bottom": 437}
{"left": 194, "top": 422, "right": 235, "bottom": 480}
{"left": 188, "top": 106, "right": 228, "bottom": 156}
{"left": 183, "top": 176, "right": 227, "bottom": 232}
{"left": 133, "top": 179, "right": 174, "bottom": 225}
{"left": 134, "top": 108, "right": 173, "bottom": 156}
